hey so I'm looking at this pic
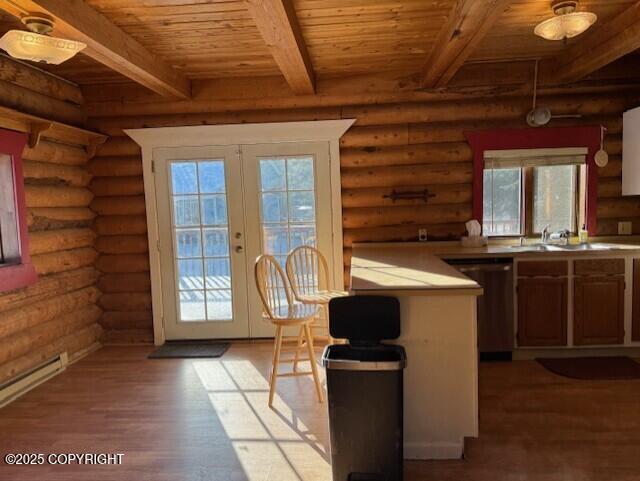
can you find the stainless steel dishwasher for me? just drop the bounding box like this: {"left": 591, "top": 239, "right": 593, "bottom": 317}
{"left": 446, "top": 258, "right": 514, "bottom": 360}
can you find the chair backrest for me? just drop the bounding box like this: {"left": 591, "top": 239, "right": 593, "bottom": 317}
{"left": 254, "top": 254, "right": 293, "bottom": 319}
{"left": 286, "top": 245, "right": 329, "bottom": 299}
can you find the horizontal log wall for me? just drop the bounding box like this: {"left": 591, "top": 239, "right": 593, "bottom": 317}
{"left": 0, "top": 56, "right": 85, "bottom": 126}
{"left": 0, "top": 66, "right": 101, "bottom": 384}
{"left": 89, "top": 138, "right": 153, "bottom": 344}
{"left": 86, "top": 77, "right": 640, "bottom": 339}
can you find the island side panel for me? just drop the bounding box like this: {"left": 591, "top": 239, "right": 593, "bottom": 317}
{"left": 395, "top": 293, "right": 479, "bottom": 460}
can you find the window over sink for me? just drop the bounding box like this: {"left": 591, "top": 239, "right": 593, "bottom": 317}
{"left": 0, "top": 128, "right": 37, "bottom": 293}
{"left": 465, "top": 126, "right": 602, "bottom": 237}
{"left": 482, "top": 148, "right": 587, "bottom": 237}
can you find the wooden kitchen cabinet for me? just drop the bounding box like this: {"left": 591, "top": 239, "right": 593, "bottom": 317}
{"left": 517, "top": 277, "right": 568, "bottom": 346}
{"left": 574, "top": 275, "right": 625, "bottom": 345}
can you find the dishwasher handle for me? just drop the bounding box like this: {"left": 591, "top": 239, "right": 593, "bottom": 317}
{"left": 457, "top": 264, "right": 512, "bottom": 273}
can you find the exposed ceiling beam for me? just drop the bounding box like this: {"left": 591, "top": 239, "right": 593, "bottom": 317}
{"left": 544, "top": 1, "right": 640, "bottom": 84}
{"left": 420, "top": 0, "right": 512, "bottom": 89}
{"left": 0, "top": 0, "right": 191, "bottom": 99}
{"left": 245, "top": 0, "right": 315, "bottom": 95}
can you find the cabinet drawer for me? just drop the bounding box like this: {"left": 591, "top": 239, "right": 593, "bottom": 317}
{"left": 574, "top": 258, "right": 625, "bottom": 276}
{"left": 518, "top": 260, "right": 568, "bottom": 277}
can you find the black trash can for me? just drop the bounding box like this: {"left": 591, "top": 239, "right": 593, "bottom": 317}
{"left": 322, "top": 296, "right": 406, "bottom": 481}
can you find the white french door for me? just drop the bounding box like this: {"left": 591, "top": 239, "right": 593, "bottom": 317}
{"left": 154, "top": 142, "right": 335, "bottom": 340}
{"left": 155, "top": 146, "right": 249, "bottom": 339}
{"left": 242, "top": 142, "right": 334, "bottom": 338}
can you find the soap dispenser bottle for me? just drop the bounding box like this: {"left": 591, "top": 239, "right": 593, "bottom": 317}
{"left": 579, "top": 224, "right": 589, "bottom": 244}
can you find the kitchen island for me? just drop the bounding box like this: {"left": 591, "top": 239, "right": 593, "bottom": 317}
{"left": 350, "top": 244, "right": 483, "bottom": 460}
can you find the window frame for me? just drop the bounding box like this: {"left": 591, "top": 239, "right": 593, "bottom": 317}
{"left": 465, "top": 126, "right": 601, "bottom": 236}
{"left": 0, "top": 128, "right": 36, "bottom": 293}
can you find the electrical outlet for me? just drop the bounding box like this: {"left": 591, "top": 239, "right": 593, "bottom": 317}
{"left": 618, "top": 221, "right": 633, "bottom": 235}
{"left": 418, "top": 228, "right": 428, "bottom": 241}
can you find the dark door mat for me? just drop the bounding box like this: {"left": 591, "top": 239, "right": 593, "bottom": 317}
{"left": 537, "top": 356, "right": 640, "bottom": 380}
{"left": 148, "top": 342, "right": 230, "bottom": 359}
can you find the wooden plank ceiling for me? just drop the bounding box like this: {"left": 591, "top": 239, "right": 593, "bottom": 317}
{"left": 0, "top": 0, "right": 638, "bottom": 90}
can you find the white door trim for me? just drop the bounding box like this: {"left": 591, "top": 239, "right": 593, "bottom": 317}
{"left": 126, "top": 120, "right": 355, "bottom": 345}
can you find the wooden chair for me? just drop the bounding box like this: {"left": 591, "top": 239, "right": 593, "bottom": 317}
{"left": 285, "top": 245, "right": 348, "bottom": 345}
{"left": 254, "top": 254, "right": 324, "bottom": 407}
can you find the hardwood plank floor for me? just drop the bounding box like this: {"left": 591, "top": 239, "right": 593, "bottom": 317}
{"left": 0, "top": 344, "right": 639, "bottom": 481}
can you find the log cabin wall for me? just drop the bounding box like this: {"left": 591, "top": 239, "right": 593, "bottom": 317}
{"left": 89, "top": 138, "right": 152, "bottom": 344}
{"left": 0, "top": 58, "right": 102, "bottom": 383}
{"left": 84, "top": 73, "right": 640, "bottom": 343}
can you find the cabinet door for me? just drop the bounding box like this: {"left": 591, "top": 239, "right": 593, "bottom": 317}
{"left": 634, "top": 260, "right": 640, "bottom": 342}
{"left": 574, "top": 276, "right": 625, "bottom": 346}
{"left": 517, "top": 278, "right": 568, "bottom": 346}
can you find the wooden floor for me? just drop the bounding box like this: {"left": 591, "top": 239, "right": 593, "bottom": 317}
{"left": 1, "top": 344, "right": 640, "bottom": 481}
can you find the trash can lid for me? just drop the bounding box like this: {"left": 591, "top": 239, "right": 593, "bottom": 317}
{"left": 321, "top": 344, "right": 406, "bottom": 371}
{"left": 329, "top": 296, "right": 400, "bottom": 341}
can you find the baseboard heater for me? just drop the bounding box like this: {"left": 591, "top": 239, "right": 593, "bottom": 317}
{"left": 0, "top": 352, "right": 68, "bottom": 408}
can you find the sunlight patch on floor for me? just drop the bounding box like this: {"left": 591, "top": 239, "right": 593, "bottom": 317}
{"left": 233, "top": 440, "right": 331, "bottom": 481}
{"left": 193, "top": 358, "right": 331, "bottom": 481}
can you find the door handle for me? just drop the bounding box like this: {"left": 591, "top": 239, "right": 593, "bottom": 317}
{"left": 234, "top": 245, "right": 244, "bottom": 253}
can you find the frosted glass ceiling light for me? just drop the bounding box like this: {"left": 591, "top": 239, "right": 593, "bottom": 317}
{"left": 0, "top": 14, "right": 86, "bottom": 65}
{"left": 534, "top": 0, "right": 597, "bottom": 41}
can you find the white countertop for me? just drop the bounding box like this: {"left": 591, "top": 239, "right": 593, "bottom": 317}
{"left": 350, "top": 244, "right": 483, "bottom": 296}
{"left": 350, "top": 240, "right": 640, "bottom": 295}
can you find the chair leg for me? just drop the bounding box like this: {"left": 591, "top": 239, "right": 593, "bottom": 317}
{"left": 269, "top": 325, "right": 284, "bottom": 408}
{"left": 292, "top": 326, "right": 304, "bottom": 373}
{"left": 323, "top": 303, "right": 334, "bottom": 345}
{"left": 304, "top": 323, "right": 324, "bottom": 403}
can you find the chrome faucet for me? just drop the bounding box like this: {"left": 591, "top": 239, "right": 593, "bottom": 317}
{"left": 541, "top": 224, "right": 551, "bottom": 244}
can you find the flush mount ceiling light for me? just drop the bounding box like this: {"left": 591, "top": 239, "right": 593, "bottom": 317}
{"left": 0, "top": 13, "right": 86, "bottom": 65}
{"left": 534, "top": 0, "right": 597, "bottom": 41}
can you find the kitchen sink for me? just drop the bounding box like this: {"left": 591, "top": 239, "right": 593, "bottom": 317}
{"left": 552, "top": 243, "right": 619, "bottom": 251}
{"left": 508, "top": 244, "right": 549, "bottom": 251}
{"left": 509, "top": 243, "right": 620, "bottom": 252}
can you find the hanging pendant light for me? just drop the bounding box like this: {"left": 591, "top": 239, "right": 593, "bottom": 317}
{"left": 534, "top": 1, "right": 597, "bottom": 42}
{"left": 526, "top": 60, "right": 582, "bottom": 127}
{"left": 0, "top": 14, "right": 86, "bottom": 65}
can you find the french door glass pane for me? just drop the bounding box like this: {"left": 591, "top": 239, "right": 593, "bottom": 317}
{"left": 170, "top": 160, "right": 233, "bottom": 322}
{"left": 174, "top": 197, "right": 199, "bottom": 226}
{"left": 179, "top": 291, "right": 205, "bottom": 321}
{"left": 176, "top": 229, "right": 201, "bottom": 257}
{"left": 201, "top": 195, "right": 227, "bottom": 225}
{"left": 261, "top": 192, "right": 288, "bottom": 222}
{"left": 177, "top": 259, "right": 203, "bottom": 289}
{"left": 259, "top": 156, "right": 316, "bottom": 266}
